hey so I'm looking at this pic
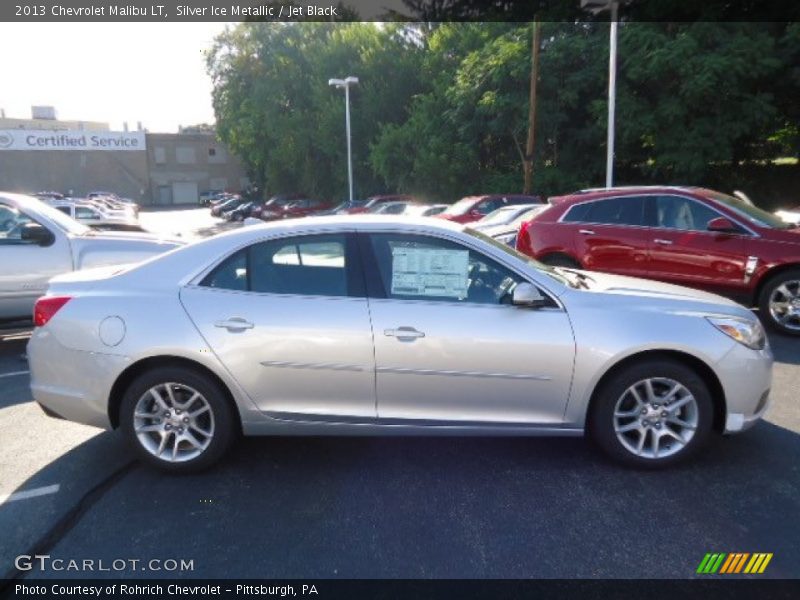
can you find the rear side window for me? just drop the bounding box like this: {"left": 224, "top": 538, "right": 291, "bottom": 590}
{"left": 200, "top": 234, "right": 359, "bottom": 297}
{"left": 564, "top": 197, "right": 645, "bottom": 226}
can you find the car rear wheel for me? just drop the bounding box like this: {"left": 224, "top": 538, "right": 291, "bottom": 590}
{"left": 758, "top": 269, "right": 800, "bottom": 336}
{"left": 589, "top": 359, "right": 713, "bottom": 468}
{"left": 120, "top": 366, "right": 237, "bottom": 472}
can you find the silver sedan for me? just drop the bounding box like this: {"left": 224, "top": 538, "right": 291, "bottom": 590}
{"left": 27, "top": 217, "right": 773, "bottom": 471}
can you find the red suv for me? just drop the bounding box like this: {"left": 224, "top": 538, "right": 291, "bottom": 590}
{"left": 438, "top": 194, "right": 543, "bottom": 224}
{"left": 516, "top": 186, "right": 800, "bottom": 335}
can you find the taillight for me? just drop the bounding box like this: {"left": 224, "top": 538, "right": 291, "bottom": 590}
{"left": 33, "top": 296, "right": 72, "bottom": 327}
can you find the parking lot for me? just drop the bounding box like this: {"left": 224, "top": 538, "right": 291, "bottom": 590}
{"left": 1, "top": 208, "right": 799, "bottom": 582}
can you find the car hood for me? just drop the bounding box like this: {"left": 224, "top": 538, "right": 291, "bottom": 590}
{"left": 576, "top": 270, "right": 744, "bottom": 312}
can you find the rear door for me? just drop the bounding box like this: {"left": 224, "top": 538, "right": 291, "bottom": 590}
{"left": 180, "top": 233, "right": 377, "bottom": 420}
{"left": 562, "top": 195, "right": 650, "bottom": 278}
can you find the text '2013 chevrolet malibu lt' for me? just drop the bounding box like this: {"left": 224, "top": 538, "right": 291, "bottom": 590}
{"left": 27, "top": 216, "right": 773, "bottom": 471}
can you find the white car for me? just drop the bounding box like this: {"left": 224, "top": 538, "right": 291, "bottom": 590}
{"left": 50, "top": 200, "right": 143, "bottom": 232}
{"left": 0, "top": 193, "right": 183, "bottom": 322}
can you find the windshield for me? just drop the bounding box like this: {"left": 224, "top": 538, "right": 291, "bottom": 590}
{"left": 705, "top": 190, "right": 793, "bottom": 229}
{"left": 442, "top": 197, "right": 477, "bottom": 216}
{"left": 19, "top": 196, "right": 90, "bottom": 235}
{"left": 464, "top": 227, "right": 571, "bottom": 287}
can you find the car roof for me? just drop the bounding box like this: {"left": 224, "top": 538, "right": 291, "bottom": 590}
{"left": 549, "top": 186, "right": 703, "bottom": 205}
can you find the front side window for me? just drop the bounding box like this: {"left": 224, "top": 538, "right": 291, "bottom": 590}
{"left": 75, "top": 206, "right": 100, "bottom": 220}
{"left": 368, "top": 233, "right": 526, "bottom": 305}
{"left": 201, "top": 234, "right": 353, "bottom": 297}
{"left": 0, "top": 204, "right": 37, "bottom": 245}
{"left": 654, "top": 195, "right": 723, "bottom": 231}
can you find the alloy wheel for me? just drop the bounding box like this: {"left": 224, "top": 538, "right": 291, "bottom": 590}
{"left": 133, "top": 382, "right": 215, "bottom": 463}
{"left": 613, "top": 377, "right": 698, "bottom": 460}
{"left": 768, "top": 279, "right": 800, "bottom": 332}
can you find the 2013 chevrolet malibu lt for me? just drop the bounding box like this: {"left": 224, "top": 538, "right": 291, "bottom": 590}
{"left": 27, "top": 217, "right": 773, "bottom": 472}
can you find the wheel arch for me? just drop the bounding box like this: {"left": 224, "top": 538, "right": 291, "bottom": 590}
{"left": 753, "top": 263, "right": 800, "bottom": 305}
{"left": 108, "top": 355, "right": 243, "bottom": 432}
{"left": 539, "top": 251, "right": 582, "bottom": 268}
{"left": 586, "top": 349, "right": 726, "bottom": 434}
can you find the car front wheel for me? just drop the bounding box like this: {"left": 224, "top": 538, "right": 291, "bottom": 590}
{"left": 120, "top": 366, "right": 237, "bottom": 472}
{"left": 589, "top": 359, "right": 713, "bottom": 468}
{"left": 758, "top": 269, "right": 800, "bottom": 336}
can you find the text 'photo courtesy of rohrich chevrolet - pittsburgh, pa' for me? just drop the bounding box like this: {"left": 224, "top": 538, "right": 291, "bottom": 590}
{"left": 0, "top": 1, "right": 799, "bottom": 596}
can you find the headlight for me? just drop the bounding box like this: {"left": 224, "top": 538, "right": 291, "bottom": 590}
{"left": 706, "top": 316, "right": 766, "bottom": 350}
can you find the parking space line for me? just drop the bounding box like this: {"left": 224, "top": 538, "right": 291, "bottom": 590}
{"left": 0, "top": 484, "right": 60, "bottom": 505}
{"left": 0, "top": 370, "right": 30, "bottom": 379}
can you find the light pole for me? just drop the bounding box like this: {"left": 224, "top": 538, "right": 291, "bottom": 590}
{"left": 582, "top": 0, "right": 620, "bottom": 188}
{"left": 328, "top": 76, "right": 359, "bottom": 202}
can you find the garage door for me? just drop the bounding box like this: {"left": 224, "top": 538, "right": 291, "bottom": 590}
{"left": 172, "top": 182, "right": 198, "bottom": 205}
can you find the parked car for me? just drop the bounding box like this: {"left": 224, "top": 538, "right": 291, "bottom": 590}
{"left": 251, "top": 194, "right": 305, "bottom": 220}
{"left": 279, "top": 198, "right": 333, "bottom": 219}
{"left": 50, "top": 200, "right": 144, "bottom": 232}
{"left": 0, "top": 192, "right": 183, "bottom": 323}
{"left": 210, "top": 196, "right": 246, "bottom": 217}
{"left": 316, "top": 199, "right": 368, "bottom": 215}
{"left": 224, "top": 202, "right": 254, "bottom": 222}
{"left": 516, "top": 186, "right": 800, "bottom": 335}
{"left": 33, "top": 191, "right": 65, "bottom": 201}
{"left": 199, "top": 190, "right": 225, "bottom": 205}
{"left": 87, "top": 191, "right": 140, "bottom": 216}
{"left": 28, "top": 216, "right": 771, "bottom": 472}
{"left": 369, "top": 201, "right": 417, "bottom": 215}
{"left": 342, "top": 195, "right": 418, "bottom": 215}
{"left": 437, "top": 194, "right": 544, "bottom": 224}
{"left": 478, "top": 205, "right": 550, "bottom": 247}
{"left": 404, "top": 204, "right": 448, "bottom": 217}
{"left": 471, "top": 203, "right": 546, "bottom": 233}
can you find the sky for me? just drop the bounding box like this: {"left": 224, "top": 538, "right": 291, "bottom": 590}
{"left": 0, "top": 23, "right": 232, "bottom": 133}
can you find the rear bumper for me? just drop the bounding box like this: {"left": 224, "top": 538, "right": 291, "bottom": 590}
{"left": 27, "top": 328, "right": 129, "bottom": 429}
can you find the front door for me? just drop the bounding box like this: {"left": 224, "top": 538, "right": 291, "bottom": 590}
{"left": 363, "top": 232, "right": 575, "bottom": 425}
{"left": 180, "top": 233, "right": 376, "bottom": 420}
{"left": 646, "top": 195, "right": 747, "bottom": 295}
{"left": 0, "top": 202, "right": 73, "bottom": 321}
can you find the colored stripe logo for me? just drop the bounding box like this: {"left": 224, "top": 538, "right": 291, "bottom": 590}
{"left": 697, "top": 553, "right": 773, "bottom": 574}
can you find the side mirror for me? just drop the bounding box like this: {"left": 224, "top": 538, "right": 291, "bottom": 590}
{"left": 707, "top": 216, "right": 737, "bottom": 233}
{"left": 512, "top": 282, "right": 547, "bottom": 308}
{"left": 20, "top": 223, "right": 55, "bottom": 246}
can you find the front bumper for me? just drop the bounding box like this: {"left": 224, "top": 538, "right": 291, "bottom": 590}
{"left": 27, "top": 328, "right": 129, "bottom": 429}
{"left": 716, "top": 342, "right": 773, "bottom": 434}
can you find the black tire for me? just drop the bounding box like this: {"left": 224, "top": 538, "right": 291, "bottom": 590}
{"left": 588, "top": 359, "right": 714, "bottom": 469}
{"left": 757, "top": 269, "right": 800, "bottom": 336}
{"left": 120, "top": 366, "right": 238, "bottom": 473}
{"left": 540, "top": 253, "right": 581, "bottom": 268}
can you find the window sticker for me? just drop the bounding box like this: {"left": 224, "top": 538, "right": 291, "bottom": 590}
{"left": 390, "top": 246, "right": 470, "bottom": 298}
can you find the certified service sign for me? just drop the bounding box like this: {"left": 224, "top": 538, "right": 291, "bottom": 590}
{"left": 0, "top": 129, "right": 145, "bottom": 151}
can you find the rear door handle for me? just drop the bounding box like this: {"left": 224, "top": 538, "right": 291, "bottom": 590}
{"left": 579, "top": 229, "right": 595, "bottom": 235}
{"left": 384, "top": 326, "right": 425, "bottom": 341}
{"left": 653, "top": 238, "right": 674, "bottom": 245}
{"left": 214, "top": 317, "right": 254, "bottom": 331}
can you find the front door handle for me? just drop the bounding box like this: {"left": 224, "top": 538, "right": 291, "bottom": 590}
{"left": 214, "top": 317, "right": 254, "bottom": 331}
{"left": 653, "top": 238, "right": 674, "bottom": 245}
{"left": 384, "top": 326, "right": 425, "bottom": 341}
{"left": 579, "top": 229, "right": 595, "bottom": 235}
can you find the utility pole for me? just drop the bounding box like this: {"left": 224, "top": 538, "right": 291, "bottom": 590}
{"left": 523, "top": 19, "right": 541, "bottom": 194}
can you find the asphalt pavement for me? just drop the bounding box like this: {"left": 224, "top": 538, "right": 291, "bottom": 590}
{"left": 0, "top": 208, "right": 798, "bottom": 582}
